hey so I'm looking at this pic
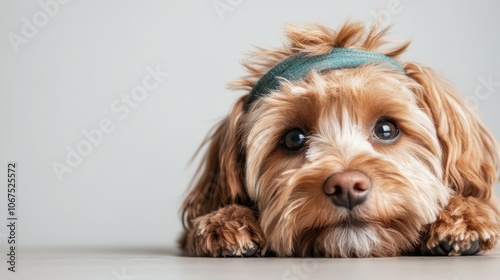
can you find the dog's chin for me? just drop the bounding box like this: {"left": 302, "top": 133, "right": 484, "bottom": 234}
{"left": 293, "top": 216, "right": 419, "bottom": 258}
{"left": 292, "top": 222, "right": 371, "bottom": 257}
{"left": 323, "top": 221, "right": 381, "bottom": 257}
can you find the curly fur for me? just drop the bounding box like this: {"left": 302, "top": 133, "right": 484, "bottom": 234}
{"left": 180, "top": 20, "right": 500, "bottom": 257}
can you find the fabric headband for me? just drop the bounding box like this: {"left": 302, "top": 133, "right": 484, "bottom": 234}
{"left": 244, "top": 47, "right": 405, "bottom": 109}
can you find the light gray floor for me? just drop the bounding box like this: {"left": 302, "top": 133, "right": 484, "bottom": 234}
{"left": 2, "top": 246, "right": 499, "bottom": 280}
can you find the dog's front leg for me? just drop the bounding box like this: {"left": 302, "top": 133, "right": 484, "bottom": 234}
{"left": 184, "top": 204, "right": 265, "bottom": 257}
{"left": 422, "top": 195, "right": 500, "bottom": 256}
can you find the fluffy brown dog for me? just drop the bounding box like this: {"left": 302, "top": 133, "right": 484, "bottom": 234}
{"left": 180, "top": 21, "right": 500, "bottom": 257}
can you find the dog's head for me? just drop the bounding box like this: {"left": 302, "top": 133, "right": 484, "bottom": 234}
{"left": 182, "top": 21, "right": 500, "bottom": 257}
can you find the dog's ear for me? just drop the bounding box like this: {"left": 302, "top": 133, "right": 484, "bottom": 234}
{"left": 181, "top": 96, "right": 249, "bottom": 228}
{"left": 405, "top": 63, "right": 500, "bottom": 199}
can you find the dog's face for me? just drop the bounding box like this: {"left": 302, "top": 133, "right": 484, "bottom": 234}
{"left": 243, "top": 66, "right": 449, "bottom": 257}
{"left": 182, "top": 21, "right": 500, "bottom": 257}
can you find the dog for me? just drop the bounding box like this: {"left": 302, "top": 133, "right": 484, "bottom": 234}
{"left": 180, "top": 20, "right": 500, "bottom": 257}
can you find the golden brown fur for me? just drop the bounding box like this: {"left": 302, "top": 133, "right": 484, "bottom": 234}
{"left": 180, "top": 20, "right": 500, "bottom": 257}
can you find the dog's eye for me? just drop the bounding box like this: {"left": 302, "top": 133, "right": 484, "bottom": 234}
{"left": 281, "top": 128, "right": 306, "bottom": 151}
{"left": 373, "top": 120, "right": 400, "bottom": 142}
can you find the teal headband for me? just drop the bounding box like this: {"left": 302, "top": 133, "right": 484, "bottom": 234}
{"left": 244, "top": 48, "right": 405, "bottom": 109}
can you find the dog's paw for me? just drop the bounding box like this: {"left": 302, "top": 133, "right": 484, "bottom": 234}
{"left": 424, "top": 196, "right": 500, "bottom": 256}
{"left": 430, "top": 240, "right": 480, "bottom": 256}
{"left": 188, "top": 205, "right": 265, "bottom": 257}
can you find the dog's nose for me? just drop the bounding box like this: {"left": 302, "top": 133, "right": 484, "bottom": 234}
{"left": 323, "top": 170, "right": 372, "bottom": 210}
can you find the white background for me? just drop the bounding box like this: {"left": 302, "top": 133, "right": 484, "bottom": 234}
{"left": 0, "top": 0, "right": 499, "bottom": 249}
